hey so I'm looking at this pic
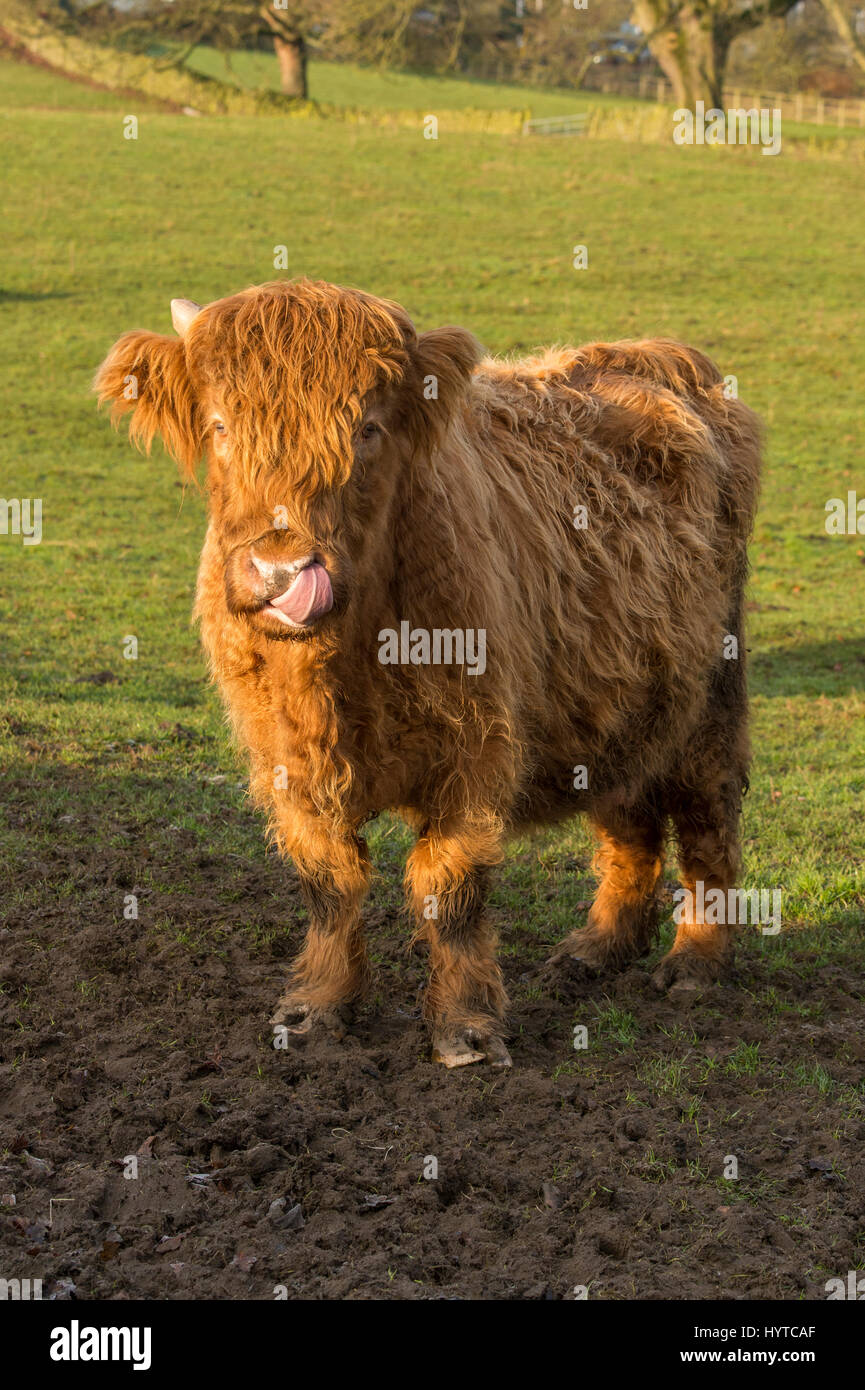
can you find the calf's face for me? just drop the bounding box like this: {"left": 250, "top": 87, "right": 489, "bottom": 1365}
{"left": 94, "top": 280, "right": 480, "bottom": 640}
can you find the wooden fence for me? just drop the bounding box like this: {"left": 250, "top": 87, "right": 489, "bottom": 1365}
{"left": 589, "top": 71, "right": 865, "bottom": 128}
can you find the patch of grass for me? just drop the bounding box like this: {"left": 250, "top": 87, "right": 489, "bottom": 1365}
{"left": 638, "top": 1056, "right": 691, "bottom": 1097}
{"left": 790, "top": 1060, "right": 845, "bottom": 1098}
{"left": 716, "top": 1173, "right": 783, "bottom": 1204}
{"left": 724, "top": 1042, "right": 763, "bottom": 1077}
{"left": 587, "top": 1000, "right": 641, "bottom": 1052}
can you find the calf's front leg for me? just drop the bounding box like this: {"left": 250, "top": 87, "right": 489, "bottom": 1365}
{"left": 270, "top": 823, "right": 371, "bottom": 1037}
{"left": 407, "top": 827, "right": 511, "bottom": 1069}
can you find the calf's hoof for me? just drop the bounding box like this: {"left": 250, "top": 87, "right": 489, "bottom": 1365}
{"left": 270, "top": 998, "right": 352, "bottom": 1039}
{"left": 546, "top": 927, "right": 627, "bottom": 977}
{"left": 651, "top": 949, "right": 726, "bottom": 1001}
{"left": 432, "top": 1025, "right": 512, "bottom": 1070}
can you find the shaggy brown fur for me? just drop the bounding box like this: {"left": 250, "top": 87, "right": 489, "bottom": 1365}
{"left": 95, "top": 278, "right": 761, "bottom": 1068}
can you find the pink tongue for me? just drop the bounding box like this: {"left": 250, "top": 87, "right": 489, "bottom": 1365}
{"left": 269, "top": 563, "right": 333, "bottom": 624}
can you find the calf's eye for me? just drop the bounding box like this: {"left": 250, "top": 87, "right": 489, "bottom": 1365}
{"left": 360, "top": 422, "right": 381, "bottom": 441}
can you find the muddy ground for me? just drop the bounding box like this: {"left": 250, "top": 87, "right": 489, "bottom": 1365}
{"left": 1, "top": 768, "right": 863, "bottom": 1301}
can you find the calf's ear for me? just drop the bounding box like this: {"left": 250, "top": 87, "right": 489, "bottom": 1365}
{"left": 93, "top": 330, "right": 202, "bottom": 477}
{"left": 408, "top": 325, "right": 482, "bottom": 450}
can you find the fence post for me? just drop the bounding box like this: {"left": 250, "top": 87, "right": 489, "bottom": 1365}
{"left": 817, "top": 99, "right": 825, "bottom": 125}
{"left": 838, "top": 100, "right": 846, "bottom": 128}
{"left": 795, "top": 93, "right": 803, "bottom": 121}
{"left": 657, "top": 79, "right": 665, "bottom": 104}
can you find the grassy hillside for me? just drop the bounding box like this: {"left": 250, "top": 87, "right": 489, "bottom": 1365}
{"left": 184, "top": 47, "right": 639, "bottom": 115}
{"left": 1, "top": 51, "right": 863, "bottom": 933}
{"left": 0, "top": 51, "right": 163, "bottom": 109}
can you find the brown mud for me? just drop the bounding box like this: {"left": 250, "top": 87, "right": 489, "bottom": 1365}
{"left": 1, "top": 770, "right": 863, "bottom": 1301}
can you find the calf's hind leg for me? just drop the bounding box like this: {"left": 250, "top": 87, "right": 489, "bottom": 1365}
{"left": 652, "top": 772, "right": 746, "bottom": 996}
{"left": 548, "top": 805, "right": 665, "bottom": 973}
{"left": 653, "top": 618, "right": 751, "bottom": 996}
{"left": 406, "top": 824, "right": 511, "bottom": 1069}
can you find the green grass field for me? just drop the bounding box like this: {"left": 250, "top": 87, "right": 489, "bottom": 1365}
{"left": 2, "top": 48, "right": 863, "bottom": 961}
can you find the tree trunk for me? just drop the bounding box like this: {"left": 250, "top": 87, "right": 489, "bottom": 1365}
{"left": 818, "top": 0, "right": 865, "bottom": 78}
{"left": 631, "top": 0, "right": 726, "bottom": 108}
{"left": 273, "top": 33, "right": 307, "bottom": 99}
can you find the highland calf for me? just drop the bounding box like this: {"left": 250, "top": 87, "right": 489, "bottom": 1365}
{"left": 95, "top": 279, "right": 761, "bottom": 1069}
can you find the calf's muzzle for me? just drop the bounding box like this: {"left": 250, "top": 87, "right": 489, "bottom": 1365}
{"left": 229, "top": 547, "right": 334, "bottom": 627}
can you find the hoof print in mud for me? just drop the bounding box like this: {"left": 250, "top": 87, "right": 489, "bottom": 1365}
{"left": 541, "top": 940, "right": 612, "bottom": 996}
{"left": 544, "top": 950, "right": 603, "bottom": 983}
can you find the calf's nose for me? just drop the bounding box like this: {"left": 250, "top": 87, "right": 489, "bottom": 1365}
{"left": 246, "top": 550, "right": 316, "bottom": 599}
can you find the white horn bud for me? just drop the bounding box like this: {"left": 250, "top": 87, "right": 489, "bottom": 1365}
{"left": 171, "top": 298, "right": 202, "bottom": 336}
